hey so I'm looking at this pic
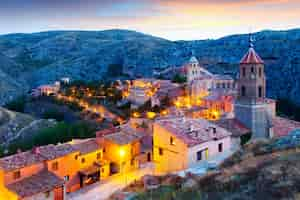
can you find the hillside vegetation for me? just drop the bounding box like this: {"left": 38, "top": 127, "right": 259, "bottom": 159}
{"left": 1, "top": 29, "right": 300, "bottom": 105}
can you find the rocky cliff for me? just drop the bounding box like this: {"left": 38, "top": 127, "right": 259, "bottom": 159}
{"left": 0, "top": 29, "right": 300, "bottom": 105}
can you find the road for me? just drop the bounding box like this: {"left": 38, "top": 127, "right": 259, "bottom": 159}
{"left": 67, "top": 163, "right": 154, "bottom": 200}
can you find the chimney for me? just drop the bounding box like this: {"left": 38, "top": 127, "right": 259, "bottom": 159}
{"left": 32, "top": 147, "right": 40, "bottom": 155}
{"left": 189, "top": 124, "right": 194, "bottom": 132}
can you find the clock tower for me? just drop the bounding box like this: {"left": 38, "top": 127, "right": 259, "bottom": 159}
{"left": 235, "top": 37, "right": 273, "bottom": 138}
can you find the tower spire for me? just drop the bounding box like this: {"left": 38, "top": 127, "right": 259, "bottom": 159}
{"left": 249, "top": 33, "right": 254, "bottom": 48}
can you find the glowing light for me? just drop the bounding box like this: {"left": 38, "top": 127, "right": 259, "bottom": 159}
{"left": 119, "top": 149, "right": 125, "bottom": 158}
{"left": 147, "top": 112, "right": 156, "bottom": 119}
{"left": 133, "top": 112, "right": 141, "bottom": 118}
{"left": 160, "top": 110, "right": 168, "bottom": 116}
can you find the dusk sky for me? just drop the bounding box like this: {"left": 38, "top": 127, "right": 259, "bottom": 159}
{"left": 0, "top": 0, "right": 300, "bottom": 40}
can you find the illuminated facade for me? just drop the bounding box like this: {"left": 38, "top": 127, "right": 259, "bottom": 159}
{"left": 153, "top": 117, "right": 231, "bottom": 174}
{"left": 0, "top": 125, "right": 148, "bottom": 199}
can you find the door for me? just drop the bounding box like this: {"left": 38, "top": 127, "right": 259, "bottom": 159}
{"left": 147, "top": 152, "right": 151, "bottom": 162}
{"left": 54, "top": 186, "right": 64, "bottom": 200}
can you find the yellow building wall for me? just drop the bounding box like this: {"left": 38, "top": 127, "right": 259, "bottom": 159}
{"left": 4, "top": 163, "right": 45, "bottom": 185}
{"left": 103, "top": 140, "right": 140, "bottom": 173}
{"left": 46, "top": 152, "right": 79, "bottom": 193}
{"left": 0, "top": 170, "right": 19, "bottom": 200}
{"left": 153, "top": 123, "right": 188, "bottom": 174}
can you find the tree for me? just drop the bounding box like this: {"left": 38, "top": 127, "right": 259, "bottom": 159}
{"left": 172, "top": 74, "right": 187, "bottom": 84}
{"left": 5, "top": 96, "right": 26, "bottom": 113}
{"left": 106, "top": 64, "right": 123, "bottom": 77}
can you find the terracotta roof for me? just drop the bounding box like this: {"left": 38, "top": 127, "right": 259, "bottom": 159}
{"left": 214, "top": 119, "right": 250, "bottom": 137}
{"left": 7, "top": 170, "right": 64, "bottom": 198}
{"left": 96, "top": 127, "right": 118, "bottom": 137}
{"left": 0, "top": 151, "right": 45, "bottom": 172}
{"left": 272, "top": 117, "right": 300, "bottom": 137}
{"left": 104, "top": 131, "right": 143, "bottom": 145}
{"left": 71, "top": 139, "right": 101, "bottom": 155}
{"left": 38, "top": 143, "right": 77, "bottom": 160}
{"left": 240, "top": 47, "right": 264, "bottom": 64}
{"left": 156, "top": 117, "right": 231, "bottom": 147}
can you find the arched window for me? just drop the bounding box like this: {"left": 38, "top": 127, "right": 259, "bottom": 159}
{"left": 242, "top": 67, "right": 246, "bottom": 77}
{"left": 258, "top": 86, "right": 263, "bottom": 98}
{"left": 259, "top": 67, "right": 262, "bottom": 77}
{"left": 241, "top": 86, "right": 246, "bottom": 97}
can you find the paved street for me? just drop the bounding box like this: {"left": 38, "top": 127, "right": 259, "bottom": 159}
{"left": 68, "top": 150, "right": 233, "bottom": 200}
{"left": 67, "top": 163, "right": 154, "bottom": 200}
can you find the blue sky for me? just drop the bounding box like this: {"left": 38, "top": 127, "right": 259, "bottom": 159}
{"left": 0, "top": 0, "right": 300, "bottom": 40}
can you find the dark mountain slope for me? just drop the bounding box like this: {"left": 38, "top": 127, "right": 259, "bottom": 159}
{"left": 0, "top": 29, "right": 300, "bottom": 105}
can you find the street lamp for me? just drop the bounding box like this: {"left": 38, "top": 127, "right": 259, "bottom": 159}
{"left": 119, "top": 148, "right": 126, "bottom": 185}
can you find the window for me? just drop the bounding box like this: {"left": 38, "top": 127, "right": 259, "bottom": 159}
{"left": 251, "top": 67, "right": 254, "bottom": 73}
{"left": 170, "top": 137, "right": 175, "bottom": 145}
{"left": 241, "top": 86, "right": 246, "bottom": 97}
{"left": 64, "top": 175, "right": 69, "bottom": 181}
{"left": 97, "top": 152, "right": 101, "bottom": 160}
{"left": 218, "top": 143, "right": 223, "bottom": 152}
{"left": 101, "top": 168, "right": 105, "bottom": 173}
{"left": 222, "top": 83, "right": 226, "bottom": 89}
{"left": 81, "top": 158, "right": 85, "bottom": 164}
{"left": 75, "top": 155, "right": 78, "bottom": 160}
{"left": 52, "top": 162, "right": 58, "bottom": 171}
{"left": 242, "top": 67, "right": 246, "bottom": 77}
{"left": 45, "top": 191, "right": 50, "bottom": 198}
{"left": 159, "top": 148, "right": 164, "bottom": 156}
{"left": 131, "top": 158, "right": 134, "bottom": 166}
{"left": 259, "top": 67, "right": 262, "bottom": 77}
{"left": 258, "top": 86, "right": 263, "bottom": 98}
{"left": 103, "top": 148, "right": 106, "bottom": 153}
{"left": 13, "top": 171, "right": 21, "bottom": 180}
{"left": 197, "top": 151, "right": 202, "bottom": 161}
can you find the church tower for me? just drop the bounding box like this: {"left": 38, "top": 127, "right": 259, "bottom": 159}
{"left": 187, "top": 55, "right": 201, "bottom": 83}
{"left": 238, "top": 38, "right": 266, "bottom": 102}
{"left": 235, "top": 37, "right": 273, "bottom": 138}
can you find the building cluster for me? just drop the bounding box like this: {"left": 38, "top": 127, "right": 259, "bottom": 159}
{"left": 0, "top": 123, "right": 151, "bottom": 200}
{"left": 121, "top": 79, "right": 183, "bottom": 109}
{"left": 1, "top": 41, "right": 300, "bottom": 200}
{"left": 31, "top": 77, "right": 70, "bottom": 97}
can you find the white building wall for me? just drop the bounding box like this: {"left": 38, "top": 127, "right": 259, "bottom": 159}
{"left": 187, "top": 136, "right": 231, "bottom": 167}
{"left": 23, "top": 191, "right": 54, "bottom": 200}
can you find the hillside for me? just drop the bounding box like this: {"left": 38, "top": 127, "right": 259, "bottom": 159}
{"left": 0, "top": 107, "right": 56, "bottom": 147}
{"left": 0, "top": 29, "right": 300, "bottom": 105}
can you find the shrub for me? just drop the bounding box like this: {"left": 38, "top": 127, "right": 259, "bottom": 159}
{"left": 42, "top": 109, "right": 65, "bottom": 121}
{"left": 172, "top": 74, "right": 187, "bottom": 84}
{"left": 6, "top": 121, "right": 96, "bottom": 156}
{"left": 5, "top": 96, "right": 26, "bottom": 112}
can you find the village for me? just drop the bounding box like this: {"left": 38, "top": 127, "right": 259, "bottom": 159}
{"left": 1, "top": 40, "right": 300, "bottom": 200}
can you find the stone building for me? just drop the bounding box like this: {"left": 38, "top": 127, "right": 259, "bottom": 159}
{"left": 234, "top": 41, "right": 274, "bottom": 138}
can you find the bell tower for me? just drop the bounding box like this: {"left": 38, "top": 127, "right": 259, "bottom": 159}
{"left": 238, "top": 37, "right": 266, "bottom": 102}
{"left": 234, "top": 36, "right": 273, "bottom": 139}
